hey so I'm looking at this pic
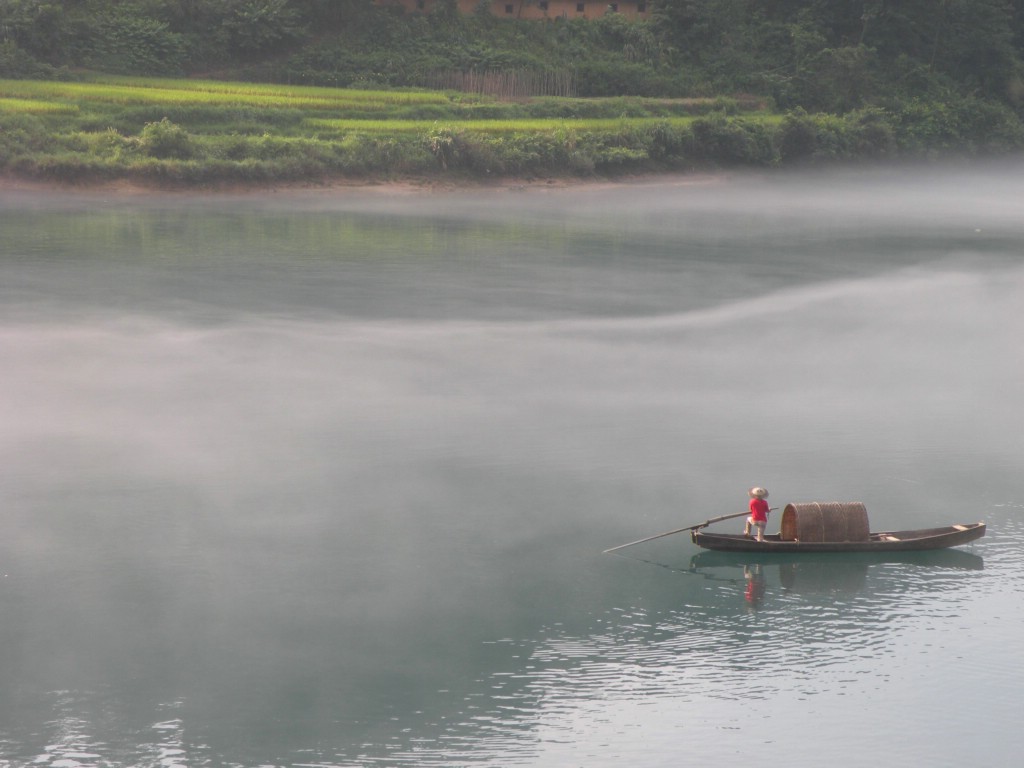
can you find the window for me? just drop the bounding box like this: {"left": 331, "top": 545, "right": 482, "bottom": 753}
{"left": 416, "top": 0, "right": 424, "bottom": 8}
{"left": 609, "top": 2, "right": 618, "bottom": 11}
{"left": 539, "top": 0, "right": 549, "bottom": 9}
{"left": 638, "top": 2, "right": 647, "bottom": 11}
{"left": 505, "top": 3, "right": 514, "bottom": 13}
{"left": 576, "top": 2, "right": 584, "bottom": 11}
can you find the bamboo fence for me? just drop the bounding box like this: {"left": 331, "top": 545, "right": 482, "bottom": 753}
{"left": 426, "top": 68, "right": 576, "bottom": 99}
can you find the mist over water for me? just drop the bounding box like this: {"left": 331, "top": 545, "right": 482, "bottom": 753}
{"left": 1, "top": 165, "right": 1022, "bottom": 767}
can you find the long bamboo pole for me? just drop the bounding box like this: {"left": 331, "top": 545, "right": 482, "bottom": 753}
{"left": 603, "top": 509, "right": 777, "bottom": 553}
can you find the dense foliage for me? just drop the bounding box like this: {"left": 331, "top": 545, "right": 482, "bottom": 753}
{"left": 2, "top": 1, "right": 1023, "bottom": 108}
{"left": 2, "top": 1, "right": 1024, "bottom": 183}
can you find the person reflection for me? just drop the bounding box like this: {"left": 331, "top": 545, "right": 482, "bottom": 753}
{"left": 744, "top": 564, "right": 766, "bottom": 607}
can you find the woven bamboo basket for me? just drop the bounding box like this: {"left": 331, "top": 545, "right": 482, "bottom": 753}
{"left": 779, "top": 502, "right": 870, "bottom": 543}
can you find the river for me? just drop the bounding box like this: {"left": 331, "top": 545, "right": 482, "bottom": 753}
{"left": 0, "top": 165, "right": 1021, "bottom": 767}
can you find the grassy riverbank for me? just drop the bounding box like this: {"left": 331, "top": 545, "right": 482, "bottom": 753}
{"left": 1, "top": 74, "right": 1022, "bottom": 188}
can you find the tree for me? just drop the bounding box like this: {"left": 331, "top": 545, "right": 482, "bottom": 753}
{"left": 931, "top": 0, "right": 1018, "bottom": 98}
{"left": 221, "top": 0, "right": 306, "bottom": 55}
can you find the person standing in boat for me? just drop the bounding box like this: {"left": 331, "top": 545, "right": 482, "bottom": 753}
{"left": 744, "top": 487, "right": 770, "bottom": 541}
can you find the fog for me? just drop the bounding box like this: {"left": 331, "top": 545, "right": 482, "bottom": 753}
{"left": 1, "top": 165, "right": 1022, "bottom": 767}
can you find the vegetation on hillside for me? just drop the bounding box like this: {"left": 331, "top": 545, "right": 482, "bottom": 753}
{"left": 0, "top": 74, "right": 769, "bottom": 182}
{"left": 1, "top": 1, "right": 1024, "bottom": 185}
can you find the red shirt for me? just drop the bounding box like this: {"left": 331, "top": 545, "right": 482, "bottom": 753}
{"left": 749, "top": 497, "right": 769, "bottom": 523}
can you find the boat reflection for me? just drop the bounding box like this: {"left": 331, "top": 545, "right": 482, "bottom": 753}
{"left": 690, "top": 547, "right": 984, "bottom": 571}
{"left": 688, "top": 548, "right": 984, "bottom": 605}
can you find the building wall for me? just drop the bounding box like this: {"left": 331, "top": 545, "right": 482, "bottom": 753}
{"left": 375, "top": 1, "right": 651, "bottom": 22}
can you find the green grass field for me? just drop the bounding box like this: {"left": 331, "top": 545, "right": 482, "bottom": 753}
{"left": 0, "top": 74, "right": 910, "bottom": 185}
{"left": 0, "top": 75, "right": 749, "bottom": 126}
{"left": 0, "top": 75, "right": 453, "bottom": 107}
{"left": 0, "top": 96, "right": 79, "bottom": 114}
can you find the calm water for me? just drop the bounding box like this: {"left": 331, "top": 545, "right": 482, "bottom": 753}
{"left": 1, "top": 166, "right": 1022, "bottom": 768}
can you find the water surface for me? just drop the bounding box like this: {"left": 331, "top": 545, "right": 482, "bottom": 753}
{"left": 1, "top": 166, "right": 1021, "bottom": 767}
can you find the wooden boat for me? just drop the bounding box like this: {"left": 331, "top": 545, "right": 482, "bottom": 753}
{"left": 691, "top": 522, "right": 986, "bottom": 553}
{"left": 690, "top": 502, "right": 985, "bottom": 553}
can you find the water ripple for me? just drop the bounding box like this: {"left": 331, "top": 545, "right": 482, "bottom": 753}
{"left": 368, "top": 532, "right": 1010, "bottom": 767}
{"left": 6, "top": 697, "right": 213, "bottom": 768}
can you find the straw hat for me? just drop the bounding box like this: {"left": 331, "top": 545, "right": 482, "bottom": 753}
{"left": 749, "top": 487, "right": 769, "bottom": 499}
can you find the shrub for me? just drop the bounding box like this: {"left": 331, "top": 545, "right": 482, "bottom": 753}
{"left": 592, "top": 145, "right": 648, "bottom": 171}
{"left": 646, "top": 120, "right": 686, "bottom": 161}
{"left": 464, "top": 137, "right": 508, "bottom": 175}
{"left": 952, "top": 98, "right": 1024, "bottom": 154}
{"left": 74, "top": 127, "right": 136, "bottom": 161}
{"left": 461, "top": 133, "right": 560, "bottom": 175}
{"left": 809, "top": 114, "right": 853, "bottom": 160}
{"left": 335, "top": 134, "right": 424, "bottom": 175}
{"left": 0, "top": 112, "right": 52, "bottom": 158}
{"left": 890, "top": 101, "right": 963, "bottom": 155}
{"left": 575, "top": 59, "right": 669, "bottom": 98}
{"left": 425, "top": 123, "right": 465, "bottom": 169}
{"left": 12, "top": 153, "right": 117, "bottom": 182}
{"left": 687, "top": 115, "right": 777, "bottom": 167}
{"left": 849, "top": 108, "right": 896, "bottom": 158}
{"left": 778, "top": 109, "right": 818, "bottom": 163}
{"left": 138, "top": 118, "right": 195, "bottom": 159}
{"left": 209, "top": 133, "right": 255, "bottom": 161}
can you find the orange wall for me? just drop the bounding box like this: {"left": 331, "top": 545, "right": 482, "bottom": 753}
{"left": 375, "top": 1, "right": 651, "bottom": 21}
